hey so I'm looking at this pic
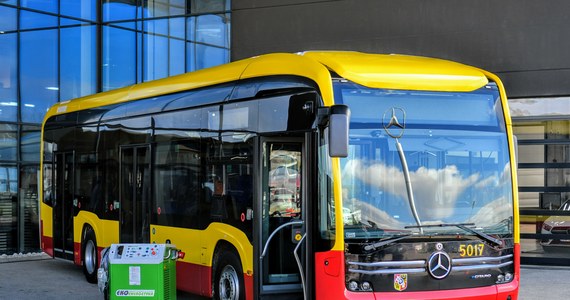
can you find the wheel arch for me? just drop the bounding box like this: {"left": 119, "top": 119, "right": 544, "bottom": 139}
{"left": 81, "top": 222, "right": 99, "bottom": 283}
{"left": 213, "top": 239, "right": 240, "bottom": 265}
{"left": 211, "top": 239, "right": 247, "bottom": 300}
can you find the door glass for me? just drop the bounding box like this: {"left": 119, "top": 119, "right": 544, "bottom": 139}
{"left": 53, "top": 152, "right": 74, "bottom": 259}
{"left": 120, "top": 148, "right": 134, "bottom": 243}
{"left": 120, "top": 146, "right": 151, "bottom": 243}
{"left": 136, "top": 147, "right": 151, "bottom": 243}
{"left": 262, "top": 142, "right": 303, "bottom": 286}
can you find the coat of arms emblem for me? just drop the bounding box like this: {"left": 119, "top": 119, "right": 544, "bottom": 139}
{"left": 394, "top": 274, "right": 408, "bottom": 291}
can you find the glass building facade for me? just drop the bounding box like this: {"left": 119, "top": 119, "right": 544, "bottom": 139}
{"left": 511, "top": 98, "right": 570, "bottom": 265}
{"left": 0, "top": 0, "right": 231, "bottom": 254}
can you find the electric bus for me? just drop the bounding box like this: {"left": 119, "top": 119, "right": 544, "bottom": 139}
{"left": 40, "top": 51, "right": 519, "bottom": 299}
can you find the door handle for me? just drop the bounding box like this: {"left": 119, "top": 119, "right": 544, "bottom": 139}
{"left": 259, "top": 220, "right": 304, "bottom": 261}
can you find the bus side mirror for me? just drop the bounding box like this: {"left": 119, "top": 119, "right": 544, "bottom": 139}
{"left": 329, "top": 105, "right": 350, "bottom": 157}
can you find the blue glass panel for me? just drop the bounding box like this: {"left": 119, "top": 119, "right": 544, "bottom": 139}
{"left": 196, "top": 44, "right": 228, "bottom": 70}
{"left": 186, "top": 16, "right": 196, "bottom": 41}
{"left": 8, "top": 166, "right": 17, "bottom": 192}
{"left": 170, "top": 18, "right": 185, "bottom": 39}
{"left": 103, "top": 0, "right": 137, "bottom": 22}
{"left": 21, "top": 0, "right": 58, "bottom": 13}
{"left": 103, "top": 26, "right": 136, "bottom": 91}
{"left": 60, "top": 0, "right": 96, "bottom": 21}
{"left": 20, "top": 10, "right": 58, "bottom": 30}
{"left": 0, "top": 33, "right": 17, "bottom": 122}
{"left": 112, "top": 22, "right": 137, "bottom": 30}
{"left": 60, "top": 26, "right": 97, "bottom": 101}
{"left": 143, "top": 32, "right": 168, "bottom": 81}
{"left": 196, "top": 14, "right": 229, "bottom": 47}
{"left": 144, "top": 0, "right": 169, "bottom": 18}
{"left": 0, "top": 6, "right": 16, "bottom": 32}
{"left": 144, "top": 18, "right": 168, "bottom": 35}
{"left": 186, "top": 42, "right": 196, "bottom": 72}
{"left": 60, "top": 18, "right": 86, "bottom": 26}
{"left": 137, "top": 29, "right": 142, "bottom": 83}
{"left": 0, "top": 166, "right": 17, "bottom": 198}
{"left": 169, "top": 39, "right": 185, "bottom": 76}
{"left": 170, "top": 0, "right": 186, "bottom": 15}
{"left": 0, "top": 125, "right": 17, "bottom": 161}
{"left": 20, "top": 30, "right": 58, "bottom": 123}
{"left": 21, "top": 130, "right": 40, "bottom": 162}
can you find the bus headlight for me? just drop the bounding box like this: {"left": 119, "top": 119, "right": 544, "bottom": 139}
{"left": 348, "top": 280, "right": 373, "bottom": 292}
{"left": 361, "top": 281, "right": 372, "bottom": 291}
{"left": 497, "top": 272, "right": 514, "bottom": 284}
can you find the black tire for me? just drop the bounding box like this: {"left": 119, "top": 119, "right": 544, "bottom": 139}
{"left": 213, "top": 249, "right": 245, "bottom": 300}
{"left": 82, "top": 228, "right": 98, "bottom": 283}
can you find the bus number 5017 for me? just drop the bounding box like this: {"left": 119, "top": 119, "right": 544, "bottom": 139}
{"left": 459, "top": 244, "right": 485, "bottom": 257}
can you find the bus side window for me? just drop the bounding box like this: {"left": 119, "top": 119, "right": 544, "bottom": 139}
{"left": 210, "top": 177, "right": 228, "bottom": 220}
{"left": 153, "top": 140, "right": 201, "bottom": 229}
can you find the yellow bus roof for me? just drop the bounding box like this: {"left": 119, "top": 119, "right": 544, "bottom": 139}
{"left": 44, "top": 51, "right": 490, "bottom": 121}
{"left": 302, "top": 51, "right": 489, "bottom": 92}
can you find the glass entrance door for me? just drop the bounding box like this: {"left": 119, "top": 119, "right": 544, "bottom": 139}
{"left": 120, "top": 146, "right": 151, "bottom": 243}
{"left": 53, "top": 152, "right": 74, "bottom": 260}
{"left": 258, "top": 140, "right": 305, "bottom": 299}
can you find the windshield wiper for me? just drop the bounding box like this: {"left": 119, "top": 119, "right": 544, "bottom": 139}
{"left": 363, "top": 234, "right": 413, "bottom": 251}
{"left": 395, "top": 138, "right": 424, "bottom": 234}
{"left": 405, "top": 222, "right": 503, "bottom": 247}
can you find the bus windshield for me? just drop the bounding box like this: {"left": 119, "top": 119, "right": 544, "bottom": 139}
{"left": 334, "top": 80, "right": 514, "bottom": 239}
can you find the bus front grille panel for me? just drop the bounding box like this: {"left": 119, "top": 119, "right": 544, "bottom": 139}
{"left": 348, "top": 254, "right": 514, "bottom": 275}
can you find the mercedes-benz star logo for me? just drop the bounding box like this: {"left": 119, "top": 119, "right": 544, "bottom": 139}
{"left": 427, "top": 251, "right": 452, "bottom": 280}
{"left": 382, "top": 107, "right": 406, "bottom": 138}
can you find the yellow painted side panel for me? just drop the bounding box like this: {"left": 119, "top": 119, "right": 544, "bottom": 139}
{"left": 330, "top": 157, "right": 346, "bottom": 251}
{"left": 40, "top": 202, "right": 53, "bottom": 237}
{"left": 151, "top": 223, "right": 254, "bottom": 274}
{"left": 74, "top": 211, "right": 119, "bottom": 247}
{"left": 39, "top": 127, "right": 50, "bottom": 237}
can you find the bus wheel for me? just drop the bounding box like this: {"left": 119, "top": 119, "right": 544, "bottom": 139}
{"left": 82, "top": 228, "right": 98, "bottom": 283}
{"left": 214, "top": 249, "right": 245, "bottom": 300}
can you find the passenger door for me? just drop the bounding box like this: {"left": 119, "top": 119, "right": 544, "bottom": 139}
{"left": 119, "top": 145, "right": 151, "bottom": 243}
{"left": 53, "top": 152, "right": 74, "bottom": 260}
{"left": 256, "top": 138, "right": 306, "bottom": 299}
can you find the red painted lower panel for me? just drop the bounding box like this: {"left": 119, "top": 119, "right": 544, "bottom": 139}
{"left": 176, "top": 261, "right": 252, "bottom": 299}
{"left": 41, "top": 234, "right": 54, "bottom": 257}
{"left": 315, "top": 250, "right": 348, "bottom": 300}
{"left": 244, "top": 273, "right": 253, "bottom": 300}
{"left": 177, "top": 261, "right": 212, "bottom": 297}
{"left": 74, "top": 242, "right": 82, "bottom": 265}
{"left": 514, "top": 243, "right": 521, "bottom": 275}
